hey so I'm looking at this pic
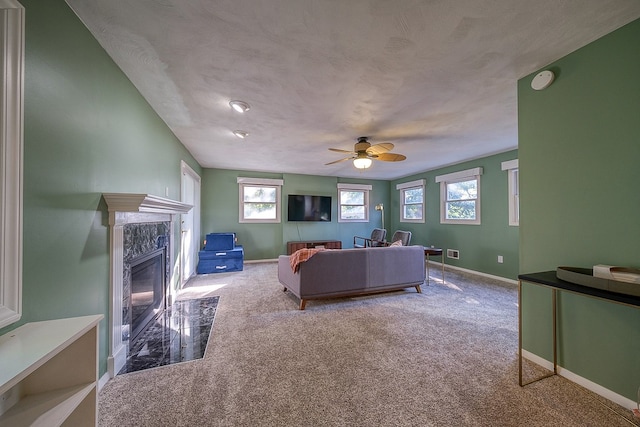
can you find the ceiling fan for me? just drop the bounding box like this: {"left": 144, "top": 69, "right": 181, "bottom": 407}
{"left": 326, "top": 136, "right": 407, "bottom": 169}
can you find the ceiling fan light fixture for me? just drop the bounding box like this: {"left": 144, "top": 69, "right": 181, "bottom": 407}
{"left": 232, "top": 130, "right": 249, "bottom": 139}
{"left": 229, "top": 100, "right": 250, "bottom": 113}
{"left": 353, "top": 157, "right": 372, "bottom": 169}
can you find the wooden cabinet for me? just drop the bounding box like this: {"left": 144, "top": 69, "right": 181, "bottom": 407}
{"left": 0, "top": 315, "right": 103, "bottom": 426}
{"left": 287, "top": 240, "right": 342, "bottom": 255}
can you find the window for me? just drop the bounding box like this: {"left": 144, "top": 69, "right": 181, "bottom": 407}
{"left": 0, "top": 0, "right": 24, "bottom": 329}
{"left": 436, "top": 167, "right": 483, "bottom": 225}
{"left": 337, "top": 183, "right": 371, "bottom": 222}
{"left": 396, "top": 179, "right": 425, "bottom": 223}
{"left": 501, "top": 159, "right": 519, "bottom": 226}
{"left": 237, "top": 177, "right": 283, "bottom": 223}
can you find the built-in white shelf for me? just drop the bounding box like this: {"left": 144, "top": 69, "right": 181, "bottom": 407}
{"left": 0, "top": 314, "right": 103, "bottom": 427}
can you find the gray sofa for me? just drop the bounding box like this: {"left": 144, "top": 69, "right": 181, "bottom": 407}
{"left": 278, "top": 245, "right": 425, "bottom": 309}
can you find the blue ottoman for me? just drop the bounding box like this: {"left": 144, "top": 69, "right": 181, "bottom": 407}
{"left": 204, "top": 233, "right": 236, "bottom": 251}
{"left": 197, "top": 245, "right": 244, "bottom": 274}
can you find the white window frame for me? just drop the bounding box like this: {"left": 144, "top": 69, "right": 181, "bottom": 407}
{"left": 501, "top": 159, "right": 519, "bottom": 226}
{"left": 0, "top": 0, "right": 24, "bottom": 329}
{"left": 436, "top": 167, "right": 483, "bottom": 225}
{"left": 396, "top": 179, "right": 425, "bottom": 223}
{"left": 237, "top": 177, "right": 283, "bottom": 223}
{"left": 337, "top": 183, "right": 371, "bottom": 223}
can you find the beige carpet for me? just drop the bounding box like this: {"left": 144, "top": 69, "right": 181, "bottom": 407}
{"left": 98, "top": 262, "right": 639, "bottom": 426}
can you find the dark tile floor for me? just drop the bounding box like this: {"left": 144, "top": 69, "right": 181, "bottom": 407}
{"left": 119, "top": 296, "right": 219, "bottom": 374}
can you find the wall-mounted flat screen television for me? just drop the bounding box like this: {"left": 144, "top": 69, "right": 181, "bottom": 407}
{"left": 287, "top": 194, "right": 332, "bottom": 222}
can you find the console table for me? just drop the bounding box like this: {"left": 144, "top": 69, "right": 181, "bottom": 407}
{"left": 287, "top": 240, "right": 342, "bottom": 255}
{"left": 517, "top": 271, "right": 640, "bottom": 386}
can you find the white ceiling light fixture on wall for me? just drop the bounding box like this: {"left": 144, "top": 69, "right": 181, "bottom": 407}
{"left": 531, "top": 70, "right": 555, "bottom": 90}
{"left": 229, "top": 100, "right": 250, "bottom": 113}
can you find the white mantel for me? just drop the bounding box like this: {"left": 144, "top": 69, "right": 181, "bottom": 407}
{"left": 103, "top": 193, "right": 192, "bottom": 377}
{"left": 103, "top": 193, "right": 193, "bottom": 215}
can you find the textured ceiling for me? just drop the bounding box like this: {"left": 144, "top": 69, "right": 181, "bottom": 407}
{"left": 66, "top": 0, "right": 640, "bottom": 180}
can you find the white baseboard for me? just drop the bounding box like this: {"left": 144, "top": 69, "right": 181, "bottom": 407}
{"left": 427, "top": 261, "right": 518, "bottom": 285}
{"left": 521, "top": 350, "right": 637, "bottom": 410}
{"left": 98, "top": 372, "right": 110, "bottom": 392}
{"left": 244, "top": 258, "right": 278, "bottom": 264}
{"left": 521, "top": 349, "right": 555, "bottom": 370}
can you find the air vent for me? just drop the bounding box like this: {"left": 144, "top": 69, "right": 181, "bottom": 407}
{"left": 447, "top": 249, "right": 459, "bottom": 260}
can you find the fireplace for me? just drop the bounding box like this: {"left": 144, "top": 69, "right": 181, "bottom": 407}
{"left": 121, "top": 223, "right": 170, "bottom": 346}
{"left": 129, "top": 247, "right": 166, "bottom": 341}
{"left": 103, "top": 193, "right": 193, "bottom": 378}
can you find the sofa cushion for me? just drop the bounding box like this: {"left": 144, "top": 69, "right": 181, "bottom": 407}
{"left": 296, "top": 249, "right": 369, "bottom": 296}
{"left": 367, "top": 246, "right": 425, "bottom": 289}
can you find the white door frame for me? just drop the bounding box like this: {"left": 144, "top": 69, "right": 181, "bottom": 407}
{"left": 180, "top": 160, "right": 201, "bottom": 286}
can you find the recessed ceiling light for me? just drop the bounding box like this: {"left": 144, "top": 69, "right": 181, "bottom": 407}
{"left": 229, "top": 100, "right": 250, "bottom": 113}
{"left": 233, "top": 130, "right": 249, "bottom": 139}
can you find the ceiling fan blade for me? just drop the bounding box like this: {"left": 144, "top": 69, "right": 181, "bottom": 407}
{"left": 375, "top": 152, "right": 406, "bottom": 162}
{"left": 325, "top": 156, "right": 354, "bottom": 165}
{"left": 329, "top": 148, "right": 354, "bottom": 154}
{"left": 366, "top": 142, "right": 394, "bottom": 156}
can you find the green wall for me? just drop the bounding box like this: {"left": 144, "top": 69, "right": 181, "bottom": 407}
{"left": 201, "top": 149, "right": 518, "bottom": 281}
{"left": 390, "top": 151, "right": 520, "bottom": 280}
{"left": 0, "top": 0, "right": 520, "bottom": 381}
{"left": 0, "top": 0, "right": 201, "bottom": 377}
{"left": 16, "top": 0, "right": 634, "bottom": 395}
{"left": 518, "top": 19, "right": 640, "bottom": 401}
{"left": 200, "top": 169, "right": 389, "bottom": 259}
{"left": 201, "top": 169, "right": 284, "bottom": 259}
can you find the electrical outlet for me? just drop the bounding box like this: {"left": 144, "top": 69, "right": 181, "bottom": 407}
{"left": 497, "top": 255, "right": 504, "bottom": 263}
{"left": 447, "top": 249, "right": 459, "bottom": 259}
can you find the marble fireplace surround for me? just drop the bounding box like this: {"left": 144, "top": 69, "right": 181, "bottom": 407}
{"left": 104, "top": 193, "right": 192, "bottom": 378}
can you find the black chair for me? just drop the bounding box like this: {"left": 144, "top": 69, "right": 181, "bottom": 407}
{"left": 386, "top": 230, "right": 412, "bottom": 246}
{"left": 354, "top": 228, "right": 387, "bottom": 248}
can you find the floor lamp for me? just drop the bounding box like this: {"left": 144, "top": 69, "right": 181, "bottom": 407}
{"left": 375, "top": 203, "right": 384, "bottom": 230}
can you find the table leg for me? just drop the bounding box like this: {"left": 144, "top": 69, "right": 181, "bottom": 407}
{"left": 552, "top": 288, "right": 558, "bottom": 375}
{"left": 519, "top": 280, "right": 558, "bottom": 386}
{"left": 519, "top": 280, "right": 523, "bottom": 386}
{"left": 426, "top": 254, "right": 430, "bottom": 284}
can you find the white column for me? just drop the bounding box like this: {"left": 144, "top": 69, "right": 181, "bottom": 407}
{"left": 107, "top": 216, "right": 125, "bottom": 378}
